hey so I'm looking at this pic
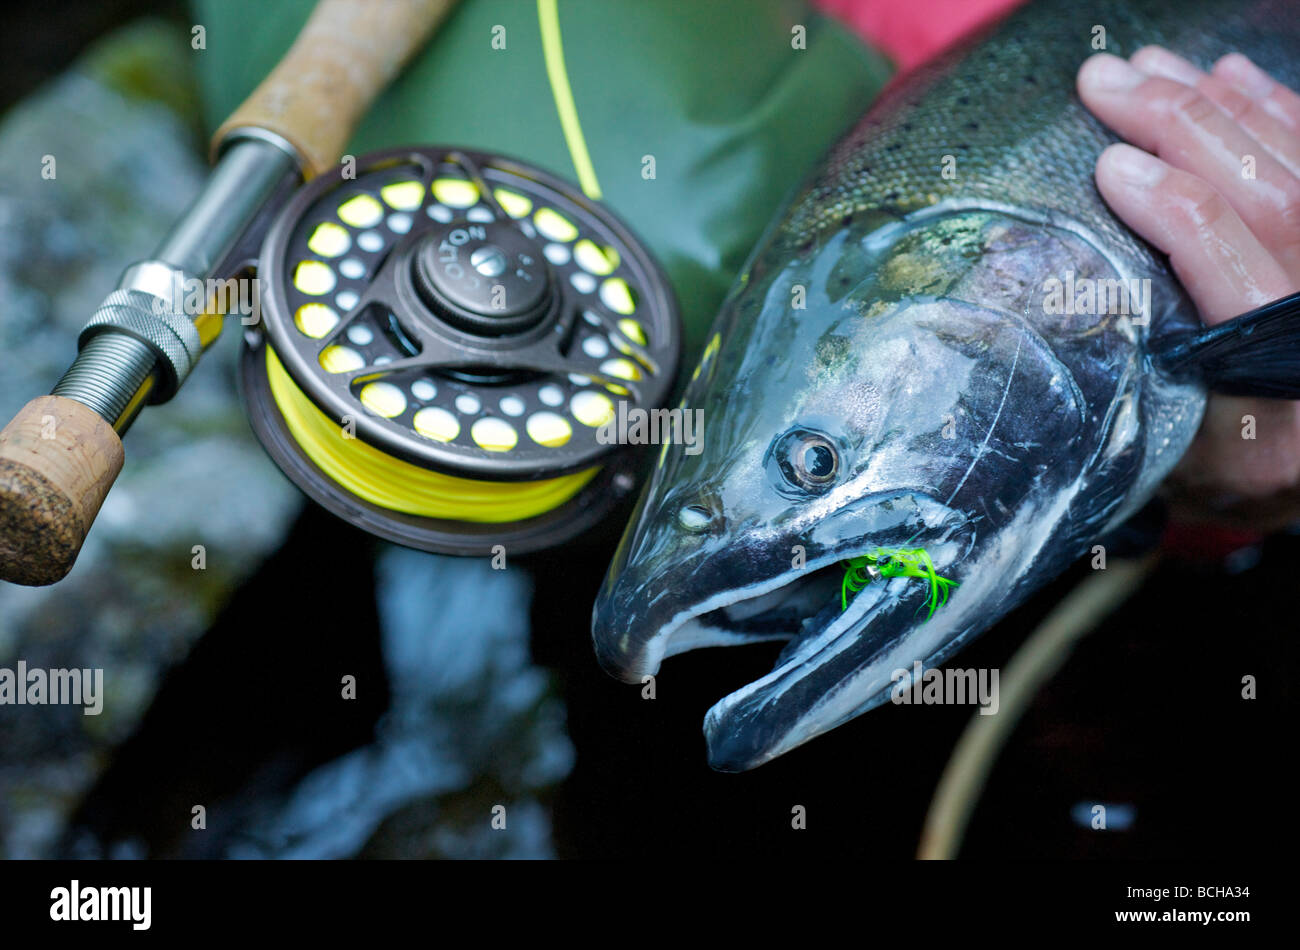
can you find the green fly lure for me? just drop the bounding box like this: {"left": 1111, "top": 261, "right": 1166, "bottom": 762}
{"left": 840, "top": 547, "right": 958, "bottom": 619}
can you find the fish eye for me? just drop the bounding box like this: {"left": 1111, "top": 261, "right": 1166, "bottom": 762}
{"left": 770, "top": 428, "right": 840, "bottom": 493}
{"left": 801, "top": 443, "right": 836, "bottom": 480}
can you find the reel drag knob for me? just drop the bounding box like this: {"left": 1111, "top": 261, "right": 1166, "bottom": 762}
{"left": 412, "top": 221, "right": 554, "bottom": 337}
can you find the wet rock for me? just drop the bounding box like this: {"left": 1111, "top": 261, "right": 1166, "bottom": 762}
{"left": 228, "top": 550, "right": 574, "bottom": 860}
{"left": 0, "top": 21, "right": 300, "bottom": 859}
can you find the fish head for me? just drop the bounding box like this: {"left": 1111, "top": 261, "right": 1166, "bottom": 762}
{"left": 593, "top": 206, "right": 1153, "bottom": 771}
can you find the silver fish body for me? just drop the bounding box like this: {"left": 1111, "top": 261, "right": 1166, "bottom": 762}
{"left": 592, "top": 0, "right": 1300, "bottom": 770}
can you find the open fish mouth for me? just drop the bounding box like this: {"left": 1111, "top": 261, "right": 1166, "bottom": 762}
{"left": 668, "top": 538, "right": 966, "bottom": 661}
{"left": 592, "top": 493, "right": 974, "bottom": 770}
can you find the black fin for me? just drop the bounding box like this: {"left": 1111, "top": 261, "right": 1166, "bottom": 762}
{"left": 1151, "top": 290, "right": 1300, "bottom": 398}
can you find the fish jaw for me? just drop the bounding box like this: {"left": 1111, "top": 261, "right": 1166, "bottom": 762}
{"left": 590, "top": 531, "right": 806, "bottom": 684}
{"left": 701, "top": 572, "right": 967, "bottom": 772}
{"left": 591, "top": 489, "right": 975, "bottom": 767}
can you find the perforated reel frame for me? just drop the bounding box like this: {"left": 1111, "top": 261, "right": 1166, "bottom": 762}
{"left": 239, "top": 145, "right": 682, "bottom": 555}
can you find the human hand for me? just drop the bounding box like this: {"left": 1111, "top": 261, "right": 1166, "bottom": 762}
{"left": 1077, "top": 46, "right": 1300, "bottom": 532}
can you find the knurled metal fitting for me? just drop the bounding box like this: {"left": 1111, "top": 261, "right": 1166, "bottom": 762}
{"left": 77, "top": 288, "right": 202, "bottom": 402}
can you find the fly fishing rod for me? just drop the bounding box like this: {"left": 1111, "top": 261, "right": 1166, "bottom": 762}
{"left": 0, "top": 0, "right": 458, "bottom": 586}
{"left": 0, "top": 0, "right": 681, "bottom": 585}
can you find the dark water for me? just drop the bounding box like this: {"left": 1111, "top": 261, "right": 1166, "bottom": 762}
{"left": 56, "top": 494, "right": 1293, "bottom": 859}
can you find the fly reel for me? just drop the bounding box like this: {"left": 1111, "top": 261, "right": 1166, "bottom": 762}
{"left": 239, "top": 146, "right": 681, "bottom": 555}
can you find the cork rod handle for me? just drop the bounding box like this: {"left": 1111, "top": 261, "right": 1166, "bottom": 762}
{"left": 0, "top": 397, "right": 124, "bottom": 586}
{"left": 213, "top": 0, "right": 457, "bottom": 177}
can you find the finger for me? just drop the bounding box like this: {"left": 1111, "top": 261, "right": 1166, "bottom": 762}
{"left": 1213, "top": 52, "right": 1300, "bottom": 133}
{"left": 1130, "top": 46, "right": 1300, "bottom": 177}
{"left": 1094, "top": 143, "right": 1295, "bottom": 322}
{"left": 1079, "top": 53, "right": 1300, "bottom": 278}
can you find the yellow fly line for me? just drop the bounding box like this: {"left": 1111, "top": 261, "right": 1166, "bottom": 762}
{"left": 265, "top": 346, "right": 599, "bottom": 522}
{"left": 538, "top": 0, "right": 602, "bottom": 200}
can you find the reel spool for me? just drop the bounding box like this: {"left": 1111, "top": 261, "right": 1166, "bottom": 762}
{"left": 240, "top": 146, "right": 681, "bottom": 555}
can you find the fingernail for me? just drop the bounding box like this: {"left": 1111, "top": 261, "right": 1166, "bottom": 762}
{"left": 1105, "top": 144, "right": 1166, "bottom": 186}
{"left": 1085, "top": 54, "right": 1145, "bottom": 92}
{"left": 1216, "top": 53, "right": 1273, "bottom": 97}
{"left": 1132, "top": 47, "right": 1202, "bottom": 86}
